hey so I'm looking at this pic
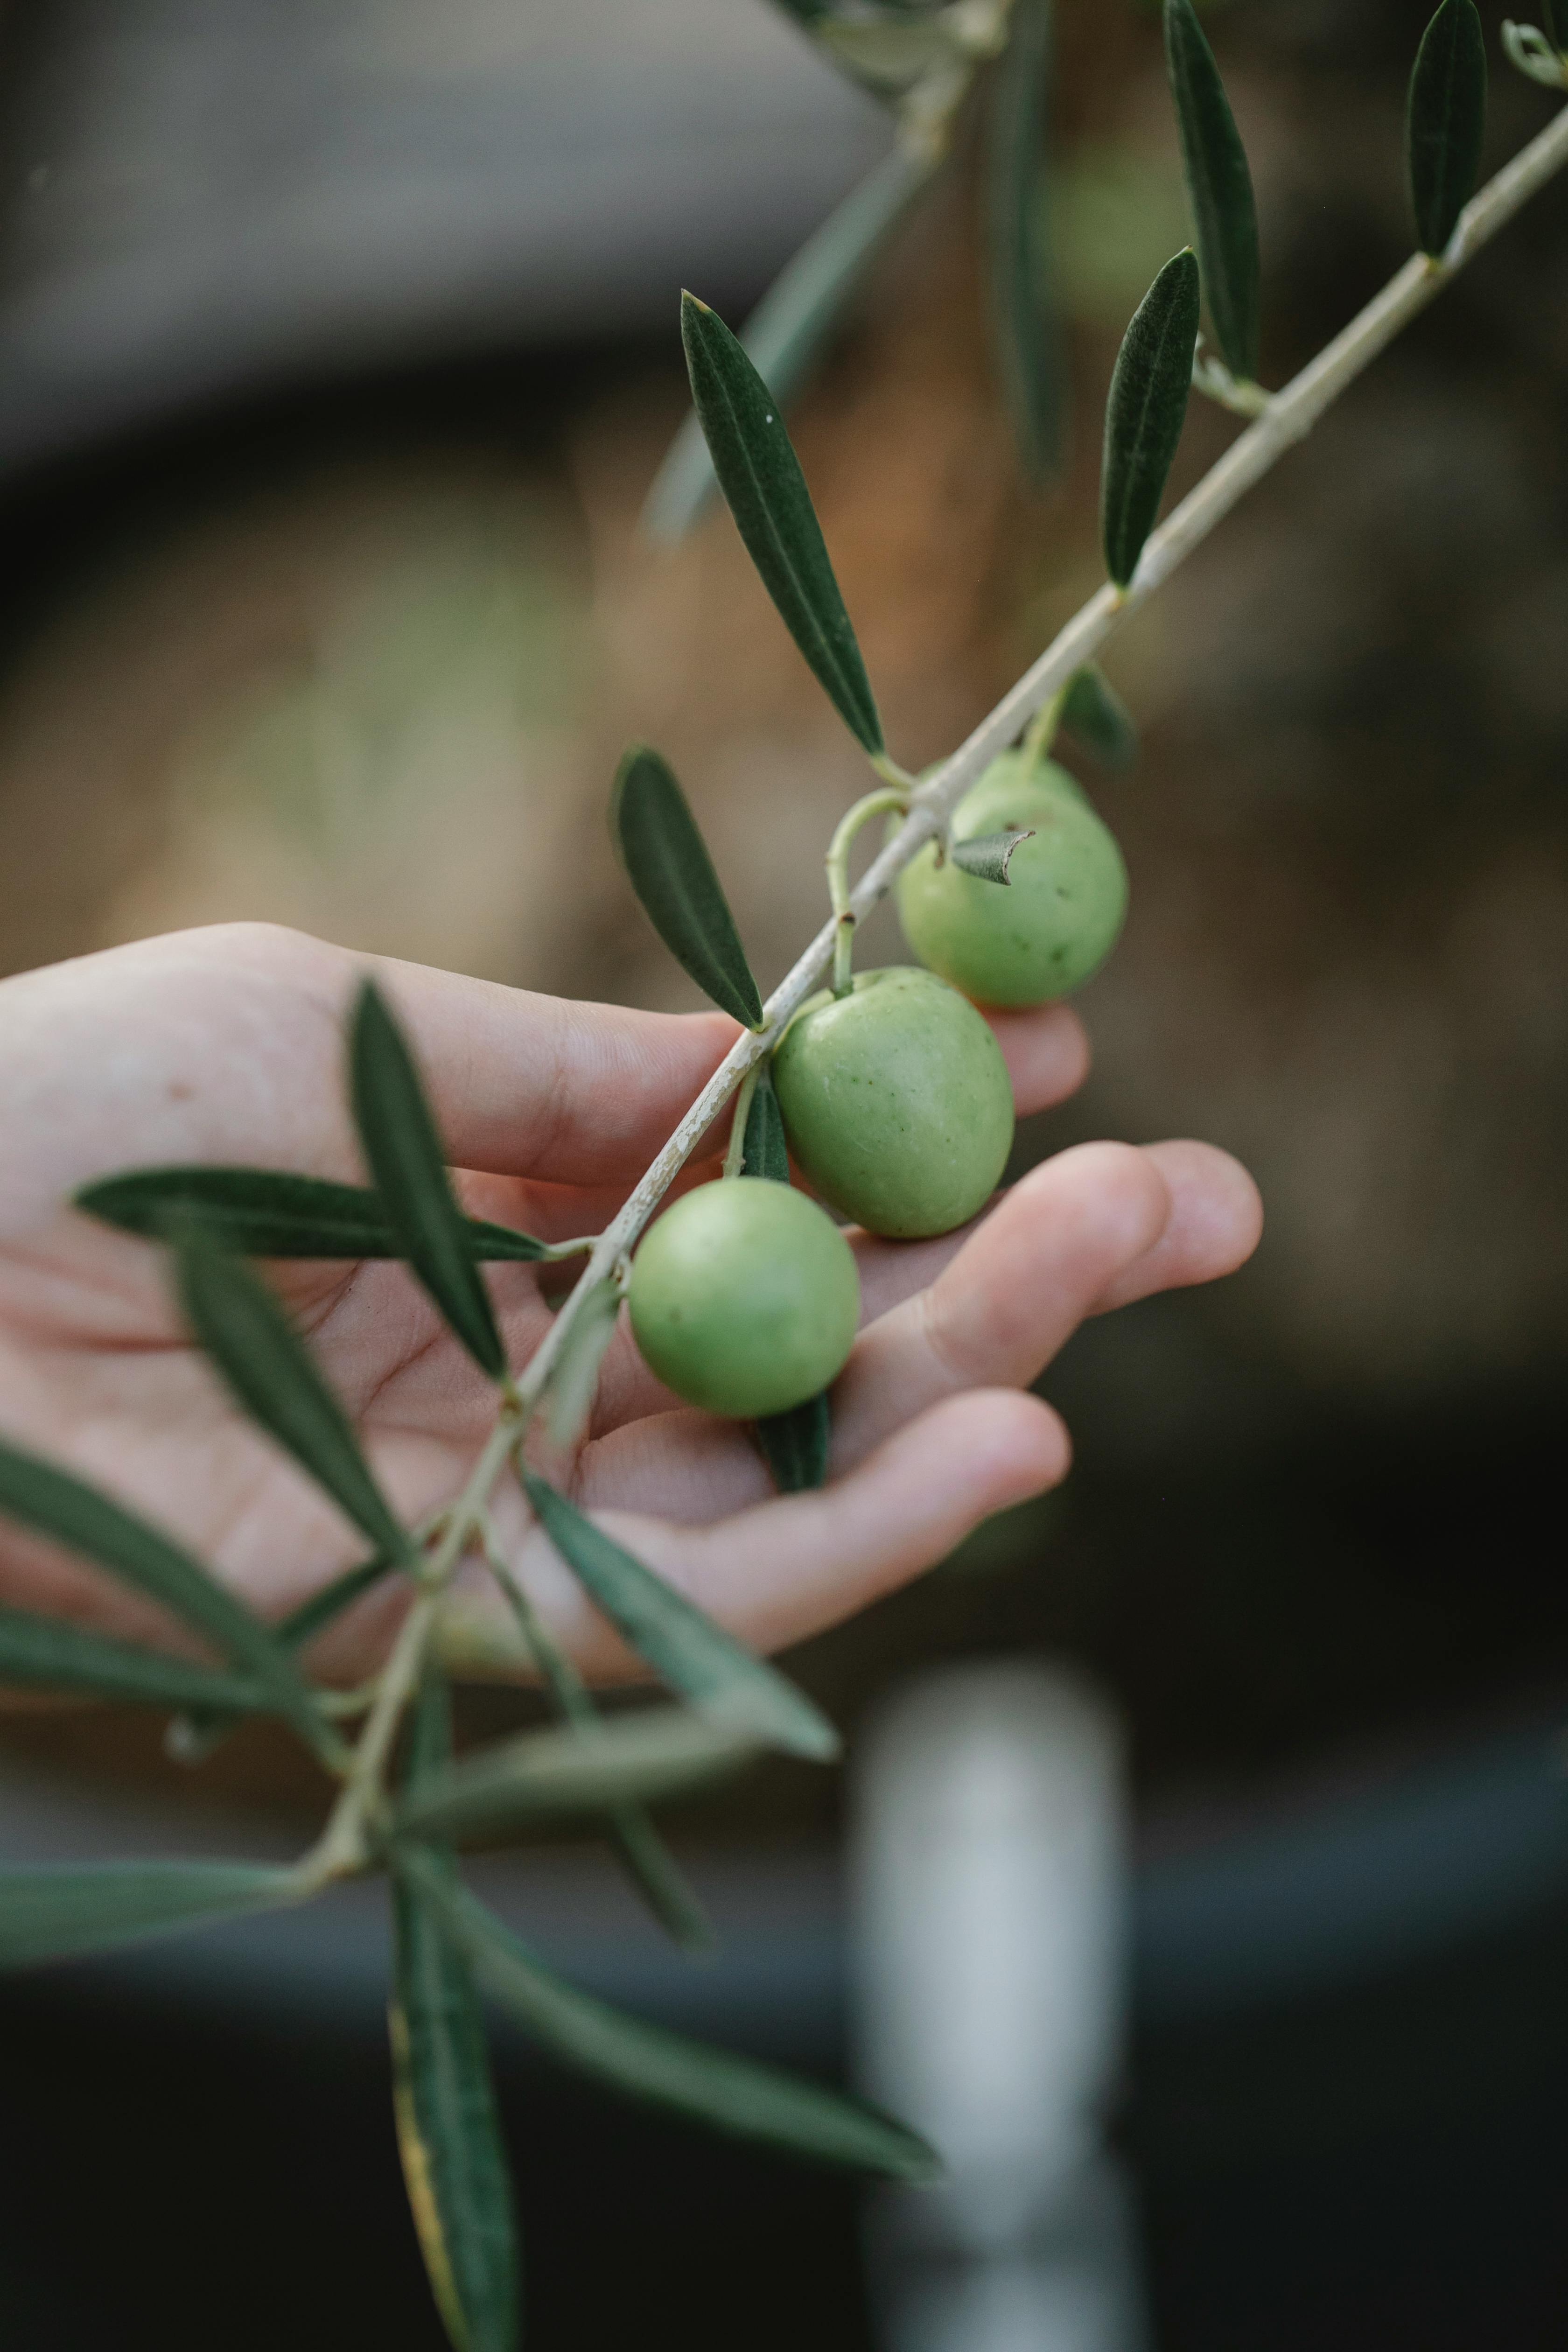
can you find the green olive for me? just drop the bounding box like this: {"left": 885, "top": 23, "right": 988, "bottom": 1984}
{"left": 628, "top": 1176, "right": 860, "bottom": 1419}
{"left": 771, "top": 966, "right": 1014, "bottom": 1240}
{"left": 895, "top": 751, "right": 1128, "bottom": 1006}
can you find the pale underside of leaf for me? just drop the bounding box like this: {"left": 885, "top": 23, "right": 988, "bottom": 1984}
{"left": 0, "top": 1861, "right": 299, "bottom": 1970}
{"left": 402, "top": 1855, "right": 939, "bottom": 2183}
{"left": 951, "top": 829, "right": 1035, "bottom": 884}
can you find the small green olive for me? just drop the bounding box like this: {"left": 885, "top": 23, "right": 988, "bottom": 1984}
{"left": 771, "top": 966, "right": 1014, "bottom": 1240}
{"left": 628, "top": 1176, "right": 860, "bottom": 1419}
{"left": 895, "top": 751, "right": 1128, "bottom": 1006}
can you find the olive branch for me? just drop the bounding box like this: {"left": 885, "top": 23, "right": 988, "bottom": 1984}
{"left": 2, "top": 7, "right": 1566, "bottom": 2349}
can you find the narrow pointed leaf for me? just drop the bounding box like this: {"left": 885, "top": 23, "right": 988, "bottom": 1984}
{"left": 350, "top": 984, "right": 506, "bottom": 1380}
{"left": 521, "top": 1471, "right": 838, "bottom": 1760}
{"left": 175, "top": 1239, "right": 412, "bottom": 1564}
{"left": 951, "top": 829, "right": 1035, "bottom": 885}
{"left": 391, "top": 1673, "right": 520, "bottom": 2352}
{"left": 646, "top": 145, "right": 938, "bottom": 542}
{"left": 740, "top": 1065, "right": 790, "bottom": 1184}
{"left": 484, "top": 1563, "right": 714, "bottom": 1952}
{"left": 756, "top": 1390, "right": 832, "bottom": 1494}
{"left": 395, "top": 1711, "right": 755, "bottom": 1845}
{"left": 77, "top": 1166, "right": 545, "bottom": 1262}
{"left": 1407, "top": 0, "right": 1487, "bottom": 256}
{"left": 1547, "top": 0, "right": 1566, "bottom": 53}
{"left": 0, "top": 1437, "right": 330, "bottom": 1754}
{"left": 544, "top": 1279, "right": 623, "bottom": 1450}
{"left": 1164, "top": 0, "right": 1260, "bottom": 382}
{"left": 0, "top": 1860, "right": 298, "bottom": 1970}
{"left": 681, "top": 292, "right": 883, "bottom": 752}
{"left": 987, "top": 0, "right": 1065, "bottom": 482}
{"left": 1061, "top": 665, "right": 1138, "bottom": 770}
{"left": 603, "top": 1808, "right": 714, "bottom": 1953}
{"left": 169, "top": 1550, "right": 397, "bottom": 1764}
{"left": 1100, "top": 249, "right": 1200, "bottom": 589}
{"left": 0, "top": 1604, "right": 267, "bottom": 1713}
{"left": 405, "top": 1858, "right": 938, "bottom": 2182}
{"left": 610, "top": 750, "right": 763, "bottom": 1028}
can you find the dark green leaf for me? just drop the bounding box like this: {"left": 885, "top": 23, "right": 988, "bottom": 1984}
{"left": 1163, "top": 0, "right": 1260, "bottom": 382}
{"left": 680, "top": 293, "right": 883, "bottom": 753}
{"left": 391, "top": 1673, "right": 520, "bottom": 2352}
{"left": 603, "top": 1808, "right": 714, "bottom": 1953}
{"left": 404, "top": 1856, "right": 938, "bottom": 2182}
{"left": 756, "top": 1391, "right": 832, "bottom": 1493}
{"left": 77, "top": 1167, "right": 545, "bottom": 1262}
{"left": 175, "top": 1240, "right": 412, "bottom": 1564}
{"left": 0, "top": 1604, "right": 267, "bottom": 1712}
{"left": 1547, "top": 0, "right": 1566, "bottom": 53}
{"left": 610, "top": 750, "right": 763, "bottom": 1028}
{"left": 987, "top": 0, "right": 1065, "bottom": 483}
{"left": 0, "top": 1437, "right": 331, "bottom": 1756}
{"left": 1060, "top": 665, "right": 1138, "bottom": 770}
{"left": 1100, "top": 248, "right": 1200, "bottom": 589}
{"left": 1407, "top": 0, "right": 1487, "bottom": 256}
{"left": 768, "top": 0, "right": 829, "bottom": 23}
{"left": 645, "top": 146, "right": 939, "bottom": 542}
{"left": 0, "top": 1860, "right": 297, "bottom": 1970}
{"left": 350, "top": 984, "right": 506, "bottom": 1381}
{"left": 169, "top": 1551, "right": 397, "bottom": 1764}
{"left": 521, "top": 1472, "right": 838, "bottom": 1760}
{"left": 740, "top": 1065, "right": 791, "bottom": 1184}
{"left": 484, "top": 1566, "right": 714, "bottom": 1953}
{"left": 951, "top": 829, "right": 1035, "bottom": 885}
{"left": 395, "top": 1710, "right": 754, "bottom": 1845}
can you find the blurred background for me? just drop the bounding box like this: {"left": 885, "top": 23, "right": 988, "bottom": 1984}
{"left": 2, "top": 0, "right": 1568, "bottom": 2345}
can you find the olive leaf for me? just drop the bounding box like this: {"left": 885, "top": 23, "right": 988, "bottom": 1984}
{"left": 645, "top": 146, "right": 939, "bottom": 542}
{"left": 1100, "top": 248, "right": 1200, "bottom": 589}
{"left": 1164, "top": 0, "right": 1260, "bottom": 384}
{"left": 755, "top": 1390, "right": 832, "bottom": 1494}
{"left": 610, "top": 749, "right": 764, "bottom": 1029}
{"left": 0, "top": 1436, "right": 332, "bottom": 1757}
{"left": 680, "top": 292, "right": 884, "bottom": 754}
{"left": 987, "top": 0, "right": 1065, "bottom": 483}
{"left": 740, "top": 1065, "right": 791, "bottom": 1184}
{"left": 0, "top": 1603, "right": 268, "bottom": 1714}
{"left": 169, "top": 1550, "right": 396, "bottom": 1764}
{"left": 1407, "top": 0, "right": 1487, "bottom": 257}
{"left": 1060, "top": 665, "right": 1138, "bottom": 770}
{"left": 390, "top": 1671, "right": 520, "bottom": 2352}
{"left": 78, "top": 1167, "right": 545, "bottom": 1262}
{"left": 1547, "top": 0, "right": 1566, "bottom": 52}
{"left": 484, "top": 1563, "right": 714, "bottom": 1953}
{"left": 951, "top": 829, "right": 1035, "bottom": 885}
{"left": 521, "top": 1471, "right": 838, "bottom": 1760}
{"left": 174, "top": 1237, "right": 413, "bottom": 1565}
{"left": 394, "top": 1710, "right": 756, "bottom": 1846}
{"left": 543, "top": 1277, "right": 624, "bottom": 1450}
{"left": 400, "top": 1854, "right": 940, "bottom": 2183}
{"left": 0, "top": 1860, "right": 299, "bottom": 1970}
{"left": 350, "top": 982, "right": 506, "bottom": 1382}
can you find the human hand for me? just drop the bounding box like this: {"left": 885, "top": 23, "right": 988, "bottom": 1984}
{"left": 0, "top": 921, "right": 1260, "bottom": 1691}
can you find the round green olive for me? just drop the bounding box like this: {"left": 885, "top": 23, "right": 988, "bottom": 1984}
{"left": 771, "top": 965, "right": 1014, "bottom": 1240}
{"left": 894, "top": 751, "right": 1128, "bottom": 1006}
{"left": 628, "top": 1176, "right": 860, "bottom": 1419}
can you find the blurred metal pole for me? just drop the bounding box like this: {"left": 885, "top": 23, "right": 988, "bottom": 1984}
{"left": 851, "top": 1662, "right": 1149, "bottom": 2352}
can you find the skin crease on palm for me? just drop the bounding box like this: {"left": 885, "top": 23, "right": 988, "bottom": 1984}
{"left": 0, "top": 921, "right": 1261, "bottom": 1702}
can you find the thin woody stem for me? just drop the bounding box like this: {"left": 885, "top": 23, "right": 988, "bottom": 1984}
{"left": 512, "top": 96, "right": 1568, "bottom": 1418}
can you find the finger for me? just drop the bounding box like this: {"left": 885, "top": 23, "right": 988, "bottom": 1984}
{"left": 829, "top": 1142, "right": 1173, "bottom": 1466}
{"left": 502, "top": 1389, "right": 1069, "bottom": 1682}
{"left": 984, "top": 1001, "right": 1091, "bottom": 1118}
{"left": 1088, "top": 1140, "right": 1262, "bottom": 1313}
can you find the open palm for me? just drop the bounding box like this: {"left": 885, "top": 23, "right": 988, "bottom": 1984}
{"left": 0, "top": 922, "right": 1260, "bottom": 1692}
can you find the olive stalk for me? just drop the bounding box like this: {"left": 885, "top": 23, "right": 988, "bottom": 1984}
{"left": 504, "top": 91, "right": 1568, "bottom": 1425}
{"left": 826, "top": 786, "right": 913, "bottom": 995}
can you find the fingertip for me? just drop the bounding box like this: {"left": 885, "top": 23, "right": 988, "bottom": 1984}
{"left": 867, "top": 1386, "right": 1071, "bottom": 1509}
{"left": 985, "top": 1001, "right": 1092, "bottom": 1116}
{"left": 1143, "top": 1138, "right": 1264, "bottom": 1276}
